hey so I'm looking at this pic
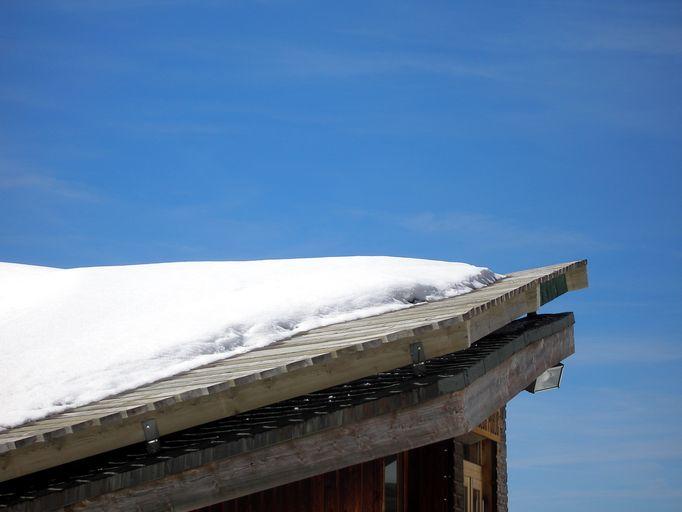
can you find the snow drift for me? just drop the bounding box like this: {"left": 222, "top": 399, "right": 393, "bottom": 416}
{"left": 0, "top": 256, "right": 500, "bottom": 429}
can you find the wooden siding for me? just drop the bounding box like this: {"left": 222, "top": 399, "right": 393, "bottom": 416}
{"left": 407, "top": 439, "right": 456, "bottom": 512}
{"left": 192, "top": 437, "right": 484, "bottom": 512}
{"left": 194, "top": 459, "right": 384, "bottom": 512}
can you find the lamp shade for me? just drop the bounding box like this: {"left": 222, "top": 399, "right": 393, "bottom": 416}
{"left": 526, "top": 363, "right": 564, "bottom": 393}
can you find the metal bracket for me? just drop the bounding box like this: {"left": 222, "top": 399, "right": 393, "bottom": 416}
{"left": 141, "top": 419, "right": 160, "bottom": 454}
{"left": 410, "top": 342, "right": 426, "bottom": 376}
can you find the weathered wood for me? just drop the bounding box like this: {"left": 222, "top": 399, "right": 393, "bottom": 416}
{"left": 0, "top": 261, "right": 587, "bottom": 483}
{"left": 55, "top": 324, "right": 574, "bottom": 512}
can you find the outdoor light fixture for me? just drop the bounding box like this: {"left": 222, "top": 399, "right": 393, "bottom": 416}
{"left": 525, "top": 363, "right": 564, "bottom": 394}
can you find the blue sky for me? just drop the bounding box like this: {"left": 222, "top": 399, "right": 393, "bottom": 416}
{"left": 1, "top": 1, "right": 681, "bottom": 510}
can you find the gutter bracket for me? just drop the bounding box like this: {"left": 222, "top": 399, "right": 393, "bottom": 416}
{"left": 141, "top": 419, "right": 160, "bottom": 454}
{"left": 410, "top": 342, "right": 426, "bottom": 376}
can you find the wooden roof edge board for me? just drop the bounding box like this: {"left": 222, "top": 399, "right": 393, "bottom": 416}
{"left": 1, "top": 315, "right": 575, "bottom": 512}
{"left": 0, "top": 260, "right": 588, "bottom": 482}
{"left": 460, "top": 260, "right": 587, "bottom": 320}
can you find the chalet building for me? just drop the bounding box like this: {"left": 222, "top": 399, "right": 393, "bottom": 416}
{"left": 0, "top": 260, "right": 588, "bottom": 512}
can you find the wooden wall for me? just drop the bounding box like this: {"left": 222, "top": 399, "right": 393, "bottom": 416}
{"left": 193, "top": 439, "right": 464, "bottom": 512}
{"left": 197, "top": 459, "right": 384, "bottom": 512}
{"left": 407, "top": 440, "right": 456, "bottom": 512}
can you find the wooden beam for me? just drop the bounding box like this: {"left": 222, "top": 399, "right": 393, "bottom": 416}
{"left": 456, "top": 426, "right": 503, "bottom": 445}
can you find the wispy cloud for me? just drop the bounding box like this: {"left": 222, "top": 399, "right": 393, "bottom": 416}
{"left": 0, "top": 86, "right": 63, "bottom": 111}
{"left": 556, "top": 484, "right": 682, "bottom": 500}
{"left": 335, "top": 2, "right": 682, "bottom": 59}
{"left": 573, "top": 336, "right": 682, "bottom": 365}
{"left": 351, "top": 209, "right": 604, "bottom": 251}
{"left": 130, "top": 121, "right": 238, "bottom": 136}
{"left": 513, "top": 477, "right": 682, "bottom": 503}
{"left": 514, "top": 4, "right": 682, "bottom": 58}
{"left": 403, "top": 212, "right": 587, "bottom": 245}
{"left": 136, "top": 35, "right": 498, "bottom": 83}
{"left": 509, "top": 384, "right": 682, "bottom": 479}
{"left": 50, "top": 0, "right": 197, "bottom": 11}
{"left": 511, "top": 440, "right": 682, "bottom": 469}
{"left": 573, "top": 26, "right": 682, "bottom": 56}
{"left": 271, "top": 46, "right": 497, "bottom": 80}
{"left": 479, "top": 18, "right": 682, "bottom": 58}
{"left": 511, "top": 387, "right": 682, "bottom": 434}
{"left": 0, "top": 162, "right": 101, "bottom": 202}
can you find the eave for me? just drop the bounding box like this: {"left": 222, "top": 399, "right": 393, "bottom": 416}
{"left": 1, "top": 313, "right": 574, "bottom": 511}
{"left": 0, "top": 260, "right": 587, "bottom": 482}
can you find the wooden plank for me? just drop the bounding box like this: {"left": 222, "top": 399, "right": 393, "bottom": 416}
{"left": 324, "top": 469, "right": 340, "bottom": 512}
{"left": 0, "top": 261, "right": 587, "bottom": 482}
{"left": 361, "top": 459, "right": 383, "bottom": 512}
{"left": 340, "top": 463, "right": 362, "bottom": 512}
{"left": 407, "top": 439, "right": 453, "bottom": 512}
{"left": 469, "top": 426, "right": 502, "bottom": 444}
{"left": 565, "top": 264, "right": 589, "bottom": 291}
{"left": 310, "top": 474, "right": 325, "bottom": 512}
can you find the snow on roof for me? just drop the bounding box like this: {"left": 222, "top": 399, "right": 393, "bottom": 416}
{"left": 0, "top": 256, "right": 499, "bottom": 429}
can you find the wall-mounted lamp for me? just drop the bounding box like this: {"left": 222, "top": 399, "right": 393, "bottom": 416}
{"left": 526, "top": 363, "right": 564, "bottom": 394}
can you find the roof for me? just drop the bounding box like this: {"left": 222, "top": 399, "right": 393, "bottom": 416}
{"left": 1, "top": 257, "right": 499, "bottom": 429}
{"left": 1, "top": 313, "right": 575, "bottom": 512}
{"left": 0, "top": 260, "right": 588, "bottom": 482}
